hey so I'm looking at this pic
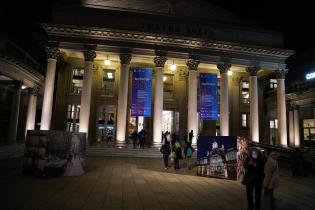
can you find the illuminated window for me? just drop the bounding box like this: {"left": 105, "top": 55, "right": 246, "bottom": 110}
{"left": 102, "top": 69, "right": 115, "bottom": 95}
{"left": 163, "top": 74, "right": 174, "bottom": 99}
{"left": 71, "top": 68, "right": 84, "bottom": 94}
{"left": 270, "top": 79, "right": 277, "bottom": 89}
{"left": 241, "top": 113, "right": 248, "bottom": 128}
{"left": 241, "top": 81, "right": 249, "bottom": 104}
{"left": 66, "top": 104, "right": 80, "bottom": 132}
{"left": 269, "top": 119, "right": 278, "bottom": 145}
{"left": 303, "top": 119, "right": 315, "bottom": 140}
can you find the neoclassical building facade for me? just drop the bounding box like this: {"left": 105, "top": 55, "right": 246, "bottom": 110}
{"left": 37, "top": 1, "right": 294, "bottom": 147}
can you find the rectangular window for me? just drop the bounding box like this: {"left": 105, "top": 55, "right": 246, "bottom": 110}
{"left": 303, "top": 119, "right": 315, "bottom": 140}
{"left": 270, "top": 79, "right": 277, "bottom": 89}
{"left": 66, "top": 104, "right": 80, "bottom": 132}
{"left": 241, "top": 113, "right": 247, "bottom": 128}
{"left": 71, "top": 68, "right": 84, "bottom": 94}
{"left": 102, "top": 69, "right": 115, "bottom": 95}
{"left": 270, "top": 119, "right": 278, "bottom": 145}
{"left": 163, "top": 74, "right": 174, "bottom": 99}
{"left": 241, "top": 81, "right": 249, "bottom": 104}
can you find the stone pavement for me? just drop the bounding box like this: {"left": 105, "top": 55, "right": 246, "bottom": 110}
{"left": 0, "top": 157, "right": 314, "bottom": 210}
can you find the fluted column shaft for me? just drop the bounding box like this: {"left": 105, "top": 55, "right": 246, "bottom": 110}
{"left": 116, "top": 54, "right": 131, "bottom": 143}
{"left": 217, "top": 63, "right": 231, "bottom": 136}
{"left": 40, "top": 47, "right": 59, "bottom": 130}
{"left": 25, "top": 87, "right": 39, "bottom": 136}
{"left": 8, "top": 81, "right": 22, "bottom": 142}
{"left": 294, "top": 106, "right": 300, "bottom": 147}
{"left": 153, "top": 55, "right": 167, "bottom": 145}
{"left": 187, "top": 58, "right": 200, "bottom": 144}
{"left": 247, "top": 67, "right": 260, "bottom": 143}
{"left": 277, "top": 69, "right": 288, "bottom": 146}
{"left": 79, "top": 50, "right": 96, "bottom": 139}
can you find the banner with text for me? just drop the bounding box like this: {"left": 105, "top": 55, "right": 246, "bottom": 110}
{"left": 199, "top": 73, "right": 218, "bottom": 120}
{"left": 131, "top": 68, "right": 152, "bottom": 117}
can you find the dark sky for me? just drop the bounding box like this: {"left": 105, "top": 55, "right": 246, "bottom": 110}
{"left": 1, "top": 0, "right": 314, "bottom": 67}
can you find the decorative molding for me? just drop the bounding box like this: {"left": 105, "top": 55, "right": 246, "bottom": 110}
{"left": 276, "top": 69, "right": 288, "bottom": 79}
{"left": 154, "top": 56, "right": 167, "bottom": 67}
{"left": 246, "top": 66, "right": 260, "bottom": 76}
{"left": 45, "top": 47, "right": 60, "bottom": 60}
{"left": 217, "top": 63, "right": 231, "bottom": 74}
{"left": 83, "top": 49, "right": 96, "bottom": 62}
{"left": 29, "top": 86, "right": 40, "bottom": 96}
{"left": 43, "top": 24, "right": 294, "bottom": 59}
{"left": 119, "top": 53, "right": 132, "bottom": 65}
{"left": 186, "top": 59, "right": 200, "bottom": 71}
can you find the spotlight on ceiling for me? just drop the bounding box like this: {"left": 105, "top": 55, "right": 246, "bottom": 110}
{"left": 163, "top": 76, "right": 167, "bottom": 82}
{"left": 228, "top": 70, "right": 233, "bottom": 76}
{"left": 170, "top": 60, "right": 177, "bottom": 71}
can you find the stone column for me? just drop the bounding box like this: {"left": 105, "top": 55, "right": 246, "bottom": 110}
{"left": 40, "top": 47, "right": 60, "bottom": 130}
{"left": 153, "top": 54, "right": 167, "bottom": 145}
{"left": 294, "top": 105, "right": 300, "bottom": 147}
{"left": 276, "top": 69, "right": 288, "bottom": 147}
{"left": 116, "top": 53, "right": 132, "bottom": 143}
{"left": 288, "top": 106, "right": 295, "bottom": 147}
{"left": 247, "top": 67, "right": 260, "bottom": 143}
{"left": 217, "top": 63, "right": 231, "bottom": 136}
{"left": 8, "top": 80, "right": 22, "bottom": 142}
{"left": 186, "top": 57, "right": 200, "bottom": 144}
{"left": 25, "top": 87, "right": 39, "bottom": 136}
{"left": 79, "top": 49, "right": 96, "bottom": 138}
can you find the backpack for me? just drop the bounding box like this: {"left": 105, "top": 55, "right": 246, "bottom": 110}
{"left": 187, "top": 147, "right": 193, "bottom": 157}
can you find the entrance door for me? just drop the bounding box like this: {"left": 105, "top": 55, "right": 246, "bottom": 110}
{"left": 162, "top": 110, "right": 179, "bottom": 134}
{"left": 97, "top": 105, "right": 116, "bottom": 143}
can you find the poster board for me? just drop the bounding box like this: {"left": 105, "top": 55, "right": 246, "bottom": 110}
{"left": 197, "top": 136, "right": 247, "bottom": 180}
{"left": 23, "top": 130, "right": 86, "bottom": 178}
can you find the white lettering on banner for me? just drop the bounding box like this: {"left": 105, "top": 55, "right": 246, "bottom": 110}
{"left": 306, "top": 72, "right": 315, "bottom": 80}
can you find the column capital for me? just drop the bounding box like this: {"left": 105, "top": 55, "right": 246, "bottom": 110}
{"left": 28, "top": 86, "right": 40, "bottom": 96}
{"left": 120, "top": 53, "right": 132, "bottom": 65}
{"left": 217, "top": 63, "right": 231, "bottom": 74}
{"left": 186, "top": 59, "right": 200, "bottom": 71}
{"left": 246, "top": 66, "right": 260, "bottom": 76}
{"left": 83, "top": 50, "right": 96, "bottom": 62}
{"left": 154, "top": 56, "right": 167, "bottom": 67}
{"left": 45, "top": 47, "right": 60, "bottom": 60}
{"left": 276, "top": 69, "right": 288, "bottom": 79}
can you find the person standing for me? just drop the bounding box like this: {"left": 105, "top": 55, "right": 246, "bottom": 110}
{"left": 131, "top": 130, "right": 138, "bottom": 149}
{"left": 186, "top": 142, "right": 195, "bottom": 170}
{"left": 160, "top": 142, "right": 171, "bottom": 170}
{"left": 188, "top": 130, "right": 194, "bottom": 143}
{"left": 243, "top": 148, "right": 265, "bottom": 210}
{"left": 173, "top": 142, "right": 182, "bottom": 170}
{"left": 262, "top": 152, "right": 280, "bottom": 210}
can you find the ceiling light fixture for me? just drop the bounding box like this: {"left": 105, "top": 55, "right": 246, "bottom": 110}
{"left": 104, "top": 55, "right": 111, "bottom": 66}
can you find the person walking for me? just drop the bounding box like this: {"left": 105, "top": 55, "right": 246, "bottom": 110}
{"left": 173, "top": 142, "right": 182, "bottom": 170}
{"left": 243, "top": 148, "right": 265, "bottom": 210}
{"left": 262, "top": 151, "right": 280, "bottom": 210}
{"left": 186, "top": 142, "right": 195, "bottom": 170}
{"left": 160, "top": 142, "right": 171, "bottom": 170}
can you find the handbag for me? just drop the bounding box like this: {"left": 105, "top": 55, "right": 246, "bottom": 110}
{"left": 171, "top": 151, "right": 176, "bottom": 159}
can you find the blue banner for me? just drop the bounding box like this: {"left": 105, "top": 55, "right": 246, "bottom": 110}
{"left": 131, "top": 68, "right": 152, "bottom": 117}
{"left": 199, "top": 73, "right": 218, "bottom": 120}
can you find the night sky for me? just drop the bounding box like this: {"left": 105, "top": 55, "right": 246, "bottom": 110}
{"left": 1, "top": 0, "right": 315, "bottom": 78}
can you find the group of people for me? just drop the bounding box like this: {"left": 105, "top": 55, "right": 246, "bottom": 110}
{"left": 242, "top": 148, "right": 280, "bottom": 210}
{"left": 160, "top": 130, "right": 196, "bottom": 170}
{"left": 291, "top": 147, "right": 314, "bottom": 177}
{"left": 131, "top": 129, "right": 147, "bottom": 149}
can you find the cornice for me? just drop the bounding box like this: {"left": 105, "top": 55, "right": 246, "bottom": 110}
{"left": 42, "top": 23, "right": 294, "bottom": 59}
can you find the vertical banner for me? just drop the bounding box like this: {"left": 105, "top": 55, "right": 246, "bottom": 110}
{"left": 131, "top": 68, "right": 152, "bottom": 117}
{"left": 199, "top": 73, "right": 218, "bottom": 120}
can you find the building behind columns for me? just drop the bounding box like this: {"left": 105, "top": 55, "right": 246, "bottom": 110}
{"left": 34, "top": 0, "right": 297, "bottom": 146}
{"left": 0, "top": 39, "right": 44, "bottom": 142}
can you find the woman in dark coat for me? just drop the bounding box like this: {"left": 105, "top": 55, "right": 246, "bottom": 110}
{"left": 243, "top": 148, "right": 265, "bottom": 210}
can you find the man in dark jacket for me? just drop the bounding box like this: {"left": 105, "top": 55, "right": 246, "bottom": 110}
{"left": 160, "top": 142, "right": 171, "bottom": 170}
{"left": 243, "top": 147, "right": 265, "bottom": 210}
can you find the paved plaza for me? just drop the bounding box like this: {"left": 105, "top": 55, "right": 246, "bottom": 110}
{"left": 0, "top": 157, "right": 314, "bottom": 210}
